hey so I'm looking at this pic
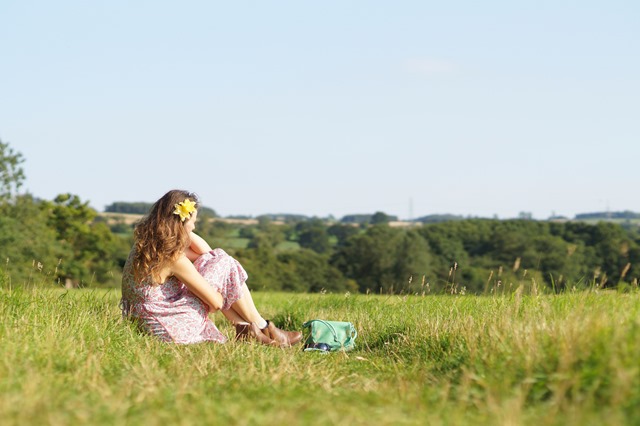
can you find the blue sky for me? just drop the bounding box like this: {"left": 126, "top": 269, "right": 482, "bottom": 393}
{"left": 1, "top": 1, "right": 638, "bottom": 219}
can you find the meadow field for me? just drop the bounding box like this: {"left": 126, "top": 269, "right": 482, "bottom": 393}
{"left": 1, "top": 284, "right": 639, "bottom": 426}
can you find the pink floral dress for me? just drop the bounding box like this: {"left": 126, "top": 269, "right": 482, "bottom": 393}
{"left": 120, "top": 248, "right": 246, "bottom": 344}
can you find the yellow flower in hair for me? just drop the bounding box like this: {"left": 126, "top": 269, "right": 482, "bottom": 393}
{"left": 173, "top": 199, "right": 197, "bottom": 222}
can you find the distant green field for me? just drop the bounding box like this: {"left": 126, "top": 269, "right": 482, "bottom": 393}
{"left": 2, "top": 286, "right": 639, "bottom": 425}
{"left": 218, "top": 237, "right": 251, "bottom": 249}
{"left": 275, "top": 241, "right": 301, "bottom": 251}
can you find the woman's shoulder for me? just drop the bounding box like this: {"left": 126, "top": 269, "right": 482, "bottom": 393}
{"left": 169, "top": 254, "right": 194, "bottom": 273}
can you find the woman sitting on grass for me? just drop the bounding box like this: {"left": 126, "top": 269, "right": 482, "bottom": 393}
{"left": 120, "top": 189, "right": 302, "bottom": 347}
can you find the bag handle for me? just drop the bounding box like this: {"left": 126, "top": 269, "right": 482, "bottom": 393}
{"left": 316, "top": 320, "right": 339, "bottom": 343}
{"left": 309, "top": 320, "right": 358, "bottom": 344}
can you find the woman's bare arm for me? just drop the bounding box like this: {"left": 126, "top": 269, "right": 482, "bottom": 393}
{"left": 190, "top": 232, "right": 213, "bottom": 253}
{"left": 185, "top": 232, "right": 214, "bottom": 262}
{"left": 171, "top": 255, "right": 223, "bottom": 312}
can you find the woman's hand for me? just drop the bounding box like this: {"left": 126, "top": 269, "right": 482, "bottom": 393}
{"left": 185, "top": 232, "right": 214, "bottom": 262}
{"left": 190, "top": 232, "right": 213, "bottom": 253}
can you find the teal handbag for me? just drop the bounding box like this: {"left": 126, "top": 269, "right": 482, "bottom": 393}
{"left": 302, "top": 320, "right": 357, "bottom": 352}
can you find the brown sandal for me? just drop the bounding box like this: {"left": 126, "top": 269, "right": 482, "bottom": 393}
{"left": 235, "top": 323, "right": 275, "bottom": 345}
{"left": 262, "top": 321, "right": 303, "bottom": 347}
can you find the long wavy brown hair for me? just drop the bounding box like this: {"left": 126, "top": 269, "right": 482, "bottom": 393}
{"left": 132, "top": 189, "right": 199, "bottom": 282}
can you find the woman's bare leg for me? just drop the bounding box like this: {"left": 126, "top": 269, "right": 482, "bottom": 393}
{"left": 221, "top": 284, "right": 278, "bottom": 344}
{"left": 225, "top": 284, "right": 264, "bottom": 324}
{"left": 221, "top": 307, "right": 246, "bottom": 324}
{"left": 224, "top": 283, "right": 303, "bottom": 346}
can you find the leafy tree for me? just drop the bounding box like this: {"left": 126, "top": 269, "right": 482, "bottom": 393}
{"left": 327, "top": 223, "right": 360, "bottom": 247}
{"left": 550, "top": 221, "right": 639, "bottom": 286}
{"left": 194, "top": 217, "right": 234, "bottom": 242}
{"left": 530, "top": 234, "right": 588, "bottom": 290}
{"left": 104, "top": 202, "right": 153, "bottom": 214}
{"left": 370, "top": 211, "right": 391, "bottom": 225}
{"left": 414, "top": 214, "right": 466, "bottom": 224}
{"left": 197, "top": 206, "right": 218, "bottom": 218}
{"left": 393, "top": 230, "right": 434, "bottom": 289}
{"left": 575, "top": 211, "right": 640, "bottom": 220}
{"left": 331, "top": 225, "right": 433, "bottom": 293}
{"left": 417, "top": 223, "right": 471, "bottom": 284}
{"left": 295, "top": 219, "right": 331, "bottom": 254}
{"left": 0, "top": 194, "right": 63, "bottom": 285}
{"left": 0, "top": 139, "right": 25, "bottom": 205}
{"left": 340, "top": 214, "right": 373, "bottom": 225}
{"left": 247, "top": 217, "right": 286, "bottom": 250}
{"left": 41, "top": 193, "right": 125, "bottom": 286}
{"left": 340, "top": 213, "right": 398, "bottom": 225}
{"left": 277, "top": 249, "right": 355, "bottom": 292}
{"left": 238, "top": 226, "right": 256, "bottom": 239}
{"left": 234, "top": 245, "right": 282, "bottom": 291}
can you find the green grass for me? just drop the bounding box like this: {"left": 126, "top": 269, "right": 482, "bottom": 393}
{"left": 1, "top": 286, "right": 640, "bottom": 425}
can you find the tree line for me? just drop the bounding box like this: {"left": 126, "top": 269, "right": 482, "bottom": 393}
{"left": 2, "top": 139, "right": 639, "bottom": 293}
{"left": 203, "top": 216, "right": 640, "bottom": 294}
